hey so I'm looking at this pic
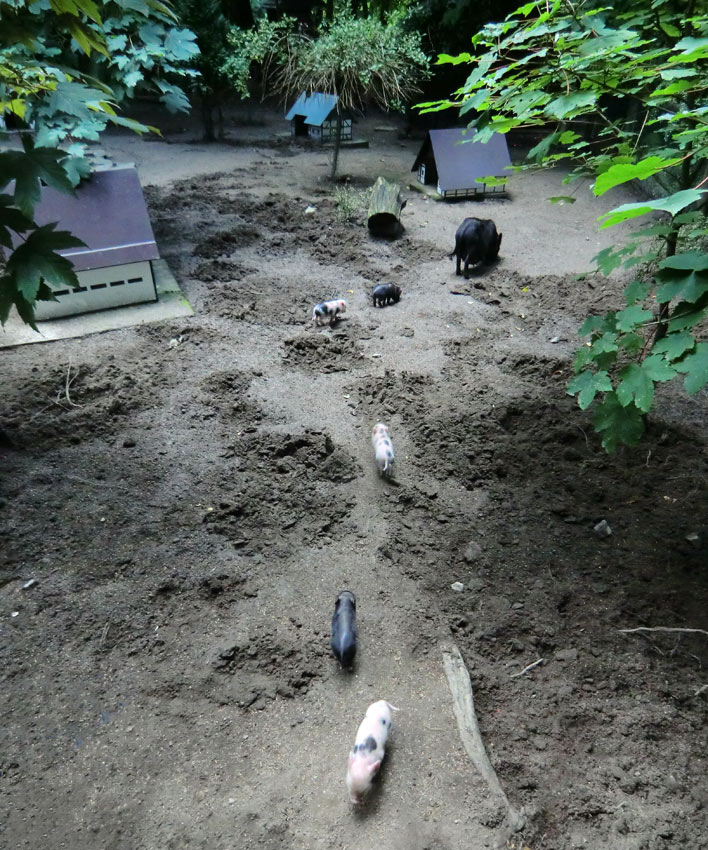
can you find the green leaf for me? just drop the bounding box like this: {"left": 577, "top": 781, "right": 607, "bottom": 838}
{"left": 616, "top": 363, "right": 654, "bottom": 412}
{"left": 5, "top": 223, "right": 85, "bottom": 302}
{"left": 44, "top": 81, "right": 112, "bottom": 118}
{"left": 652, "top": 80, "right": 694, "bottom": 97}
{"left": 653, "top": 331, "right": 695, "bottom": 361}
{"left": 164, "top": 28, "right": 200, "bottom": 61}
{"left": 593, "top": 392, "right": 645, "bottom": 453}
{"left": 544, "top": 91, "right": 597, "bottom": 120}
{"left": 642, "top": 354, "right": 678, "bottom": 383}
{"left": 155, "top": 81, "right": 191, "bottom": 113}
{"left": 548, "top": 195, "right": 576, "bottom": 204}
{"left": 672, "top": 36, "right": 708, "bottom": 61}
{"left": 674, "top": 342, "right": 708, "bottom": 394}
{"left": 655, "top": 267, "right": 708, "bottom": 304}
{"left": 659, "top": 21, "right": 680, "bottom": 39}
{"left": 593, "top": 156, "right": 682, "bottom": 197}
{"left": 61, "top": 155, "right": 92, "bottom": 187}
{"left": 527, "top": 132, "right": 560, "bottom": 162}
{"left": 617, "top": 355, "right": 677, "bottom": 412}
{"left": 567, "top": 369, "right": 612, "bottom": 409}
{"left": 579, "top": 314, "right": 608, "bottom": 336}
{"left": 615, "top": 304, "right": 652, "bottom": 332}
{"left": 573, "top": 344, "right": 595, "bottom": 372}
{"left": 591, "top": 331, "right": 619, "bottom": 355}
{"left": 437, "top": 52, "right": 472, "bottom": 65}
{"left": 0, "top": 195, "right": 34, "bottom": 240}
{"left": 667, "top": 298, "right": 708, "bottom": 332}
{"left": 659, "top": 252, "right": 708, "bottom": 272}
{"left": 0, "top": 144, "right": 75, "bottom": 218}
{"left": 599, "top": 190, "right": 707, "bottom": 229}
{"left": 619, "top": 332, "right": 644, "bottom": 353}
{"left": 624, "top": 280, "right": 650, "bottom": 305}
{"left": 460, "top": 89, "right": 490, "bottom": 115}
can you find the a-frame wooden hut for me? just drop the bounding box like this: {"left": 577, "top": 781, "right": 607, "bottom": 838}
{"left": 285, "top": 92, "right": 353, "bottom": 142}
{"left": 30, "top": 166, "right": 161, "bottom": 320}
{"left": 412, "top": 128, "right": 511, "bottom": 199}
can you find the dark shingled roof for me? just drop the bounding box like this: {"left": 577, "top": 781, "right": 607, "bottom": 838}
{"left": 24, "top": 166, "right": 159, "bottom": 272}
{"left": 285, "top": 92, "right": 339, "bottom": 127}
{"left": 412, "top": 128, "right": 511, "bottom": 191}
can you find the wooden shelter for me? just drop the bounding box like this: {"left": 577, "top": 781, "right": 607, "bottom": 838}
{"left": 285, "top": 92, "right": 353, "bottom": 142}
{"left": 412, "top": 128, "right": 511, "bottom": 199}
{"left": 29, "top": 165, "right": 160, "bottom": 320}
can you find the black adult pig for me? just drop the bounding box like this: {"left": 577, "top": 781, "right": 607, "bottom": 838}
{"left": 450, "top": 217, "right": 502, "bottom": 278}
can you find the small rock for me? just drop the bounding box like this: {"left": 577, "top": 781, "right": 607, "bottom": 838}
{"left": 593, "top": 519, "right": 612, "bottom": 538}
{"left": 555, "top": 648, "right": 578, "bottom": 663}
{"left": 22, "top": 579, "right": 37, "bottom": 590}
{"left": 450, "top": 581, "right": 464, "bottom": 592}
{"left": 304, "top": 205, "right": 317, "bottom": 214}
{"left": 400, "top": 328, "right": 414, "bottom": 338}
{"left": 685, "top": 532, "right": 700, "bottom": 547}
{"left": 550, "top": 336, "right": 561, "bottom": 344}
{"left": 123, "top": 437, "right": 136, "bottom": 448}
{"left": 463, "top": 541, "right": 483, "bottom": 563}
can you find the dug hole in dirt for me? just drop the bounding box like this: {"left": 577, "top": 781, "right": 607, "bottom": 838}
{"left": 1, "top": 103, "right": 707, "bottom": 850}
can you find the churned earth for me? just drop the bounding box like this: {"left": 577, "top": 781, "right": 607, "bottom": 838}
{"left": 1, "top": 103, "right": 707, "bottom": 850}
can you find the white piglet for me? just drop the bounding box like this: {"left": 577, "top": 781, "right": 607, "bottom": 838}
{"left": 372, "top": 423, "right": 394, "bottom": 477}
{"left": 346, "top": 700, "right": 399, "bottom": 806}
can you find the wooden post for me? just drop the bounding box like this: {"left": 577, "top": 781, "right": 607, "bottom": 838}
{"left": 367, "top": 176, "right": 407, "bottom": 237}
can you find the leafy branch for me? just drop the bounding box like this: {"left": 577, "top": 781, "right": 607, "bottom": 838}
{"left": 419, "top": 0, "right": 708, "bottom": 451}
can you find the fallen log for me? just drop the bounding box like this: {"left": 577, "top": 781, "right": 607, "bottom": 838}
{"left": 442, "top": 643, "right": 525, "bottom": 833}
{"left": 367, "top": 176, "right": 406, "bottom": 237}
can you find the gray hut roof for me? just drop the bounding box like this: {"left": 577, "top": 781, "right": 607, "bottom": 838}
{"left": 26, "top": 166, "right": 159, "bottom": 271}
{"left": 412, "top": 128, "right": 511, "bottom": 191}
{"left": 285, "top": 92, "right": 341, "bottom": 126}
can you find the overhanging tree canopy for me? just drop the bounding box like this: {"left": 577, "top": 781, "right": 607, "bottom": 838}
{"left": 420, "top": 0, "right": 708, "bottom": 452}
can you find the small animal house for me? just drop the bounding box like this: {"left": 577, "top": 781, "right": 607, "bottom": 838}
{"left": 412, "top": 127, "right": 511, "bottom": 199}
{"left": 285, "top": 92, "right": 353, "bottom": 143}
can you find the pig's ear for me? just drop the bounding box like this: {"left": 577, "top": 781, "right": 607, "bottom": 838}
{"left": 368, "top": 760, "right": 381, "bottom": 776}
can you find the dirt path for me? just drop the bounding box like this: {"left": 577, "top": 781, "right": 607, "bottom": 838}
{"left": 1, "top": 105, "right": 707, "bottom": 850}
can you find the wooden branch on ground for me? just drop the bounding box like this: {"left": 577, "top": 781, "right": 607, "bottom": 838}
{"left": 618, "top": 627, "right": 708, "bottom": 637}
{"left": 510, "top": 657, "right": 544, "bottom": 678}
{"left": 442, "top": 643, "right": 525, "bottom": 832}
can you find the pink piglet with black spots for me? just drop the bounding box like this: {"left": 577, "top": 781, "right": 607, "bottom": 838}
{"left": 372, "top": 423, "right": 394, "bottom": 478}
{"left": 346, "top": 700, "right": 399, "bottom": 806}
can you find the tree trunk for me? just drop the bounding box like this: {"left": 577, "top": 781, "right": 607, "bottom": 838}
{"left": 330, "top": 107, "right": 343, "bottom": 183}
{"left": 201, "top": 97, "right": 215, "bottom": 142}
{"left": 652, "top": 147, "right": 693, "bottom": 347}
{"left": 367, "top": 176, "right": 407, "bottom": 237}
{"left": 223, "top": 0, "right": 254, "bottom": 28}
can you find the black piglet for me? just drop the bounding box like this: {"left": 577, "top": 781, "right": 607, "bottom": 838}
{"left": 330, "top": 590, "right": 357, "bottom": 668}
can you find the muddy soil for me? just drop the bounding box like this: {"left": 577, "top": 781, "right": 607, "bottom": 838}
{"left": 1, "top": 104, "right": 707, "bottom": 850}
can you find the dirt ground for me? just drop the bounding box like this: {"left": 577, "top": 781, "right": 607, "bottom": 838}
{"left": 2, "top": 103, "right": 707, "bottom": 850}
